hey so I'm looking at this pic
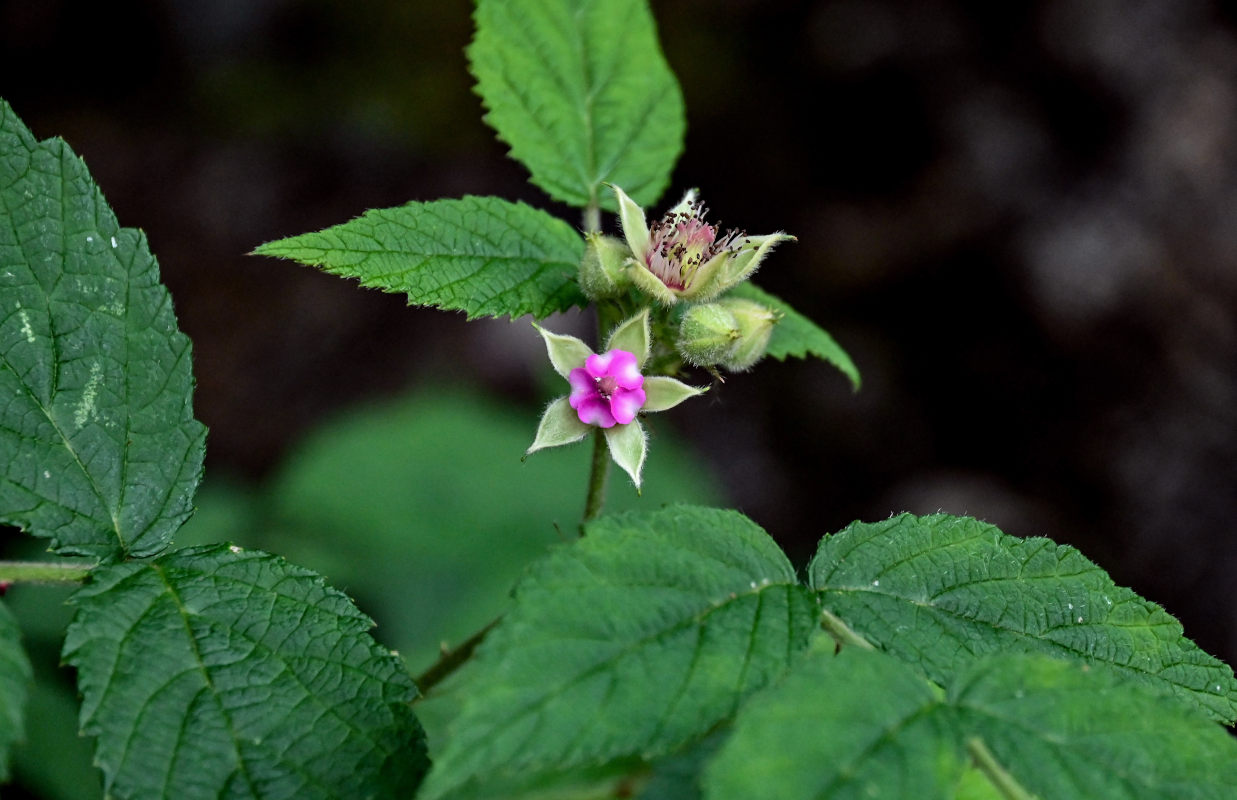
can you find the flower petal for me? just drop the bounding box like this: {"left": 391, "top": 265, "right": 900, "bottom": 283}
{"left": 527, "top": 397, "right": 591, "bottom": 454}
{"left": 608, "top": 386, "right": 646, "bottom": 424}
{"left": 605, "top": 420, "right": 648, "bottom": 490}
{"left": 535, "top": 324, "right": 595, "bottom": 379}
{"left": 606, "top": 350, "right": 644, "bottom": 390}
{"left": 604, "top": 308, "right": 651, "bottom": 366}
{"left": 585, "top": 351, "right": 614, "bottom": 378}
{"left": 575, "top": 396, "right": 617, "bottom": 428}
{"left": 641, "top": 376, "right": 707, "bottom": 413}
{"left": 610, "top": 184, "right": 651, "bottom": 264}
{"left": 568, "top": 367, "right": 598, "bottom": 409}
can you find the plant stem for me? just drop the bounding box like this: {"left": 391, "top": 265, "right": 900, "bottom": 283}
{"left": 414, "top": 616, "right": 501, "bottom": 697}
{"left": 584, "top": 192, "right": 601, "bottom": 235}
{"left": 580, "top": 427, "right": 611, "bottom": 532}
{"left": 967, "top": 737, "right": 1037, "bottom": 800}
{"left": 820, "top": 608, "right": 875, "bottom": 650}
{"left": 0, "top": 560, "right": 92, "bottom": 586}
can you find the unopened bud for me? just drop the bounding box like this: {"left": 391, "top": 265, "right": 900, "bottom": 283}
{"left": 676, "top": 302, "right": 741, "bottom": 367}
{"left": 579, "top": 233, "right": 632, "bottom": 299}
{"left": 717, "top": 298, "right": 777, "bottom": 371}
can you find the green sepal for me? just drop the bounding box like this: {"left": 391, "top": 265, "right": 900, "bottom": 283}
{"left": 611, "top": 184, "right": 650, "bottom": 262}
{"left": 675, "top": 251, "right": 732, "bottom": 303}
{"left": 604, "top": 308, "right": 651, "bottom": 365}
{"left": 604, "top": 421, "right": 647, "bottom": 489}
{"left": 642, "top": 376, "right": 707, "bottom": 413}
{"left": 527, "top": 397, "right": 591, "bottom": 454}
{"left": 625, "top": 257, "right": 679, "bottom": 305}
{"left": 534, "top": 325, "right": 594, "bottom": 379}
{"left": 720, "top": 233, "right": 795, "bottom": 289}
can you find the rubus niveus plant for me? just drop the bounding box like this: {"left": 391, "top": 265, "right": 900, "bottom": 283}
{"left": 1, "top": 1, "right": 1236, "bottom": 799}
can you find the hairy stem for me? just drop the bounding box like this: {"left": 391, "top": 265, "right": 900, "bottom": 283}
{"left": 584, "top": 191, "right": 601, "bottom": 235}
{"left": 967, "top": 738, "right": 1036, "bottom": 800}
{"left": 580, "top": 427, "right": 611, "bottom": 532}
{"left": 414, "top": 616, "right": 502, "bottom": 697}
{"left": 820, "top": 608, "right": 875, "bottom": 650}
{"left": 0, "top": 560, "right": 93, "bottom": 586}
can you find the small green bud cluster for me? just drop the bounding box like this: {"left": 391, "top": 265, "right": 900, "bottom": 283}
{"left": 579, "top": 185, "right": 789, "bottom": 374}
{"left": 579, "top": 233, "right": 631, "bottom": 300}
{"left": 677, "top": 298, "right": 777, "bottom": 371}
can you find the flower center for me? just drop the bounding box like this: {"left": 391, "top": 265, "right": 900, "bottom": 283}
{"left": 596, "top": 374, "right": 619, "bottom": 397}
{"left": 644, "top": 200, "right": 742, "bottom": 291}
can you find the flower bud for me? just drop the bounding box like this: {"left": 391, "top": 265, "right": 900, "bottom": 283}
{"left": 717, "top": 298, "right": 777, "bottom": 371}
{"left": 578, "top": 233, "right": 632, "bottom": 299}
{"left": 676, "top": 302, "right": 741, "bottom": 367}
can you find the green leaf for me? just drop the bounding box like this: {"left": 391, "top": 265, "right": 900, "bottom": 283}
{"left": 180, "top": 388, "right": 723, "bottom": 681}
{"left": 469, "top": 0, "right": 685, "bottom": 211}
{"left": 953, "top": 654, "right": 1237, "bottom": 800}
{"left": 726, "top": 283, "right": 860, "bottom": 389}
{"left": 62, "top": 544, "right": 428, "bottom": 799}
{"left": 953, "top": 766, "right": 1004, "bottom": 800}
{"left": 704, "top": 646, "right": 1237, "bottom": 800}
{"left": 809, "top": 513, "right": 1237, "bottom": 723}
{"left": 422, "top": 506, "right": 817, "bottom": 799}
{"left": 253, "top": 196, "right": 587, "bottom": 320}
{"left": 0, "top": 100, "right": 206, "bottom": 559}
{"left": 0, "top": 601, "right": 32, "bottom": 782}
{"left": 703, "top": 643, "right": 963, "bottom": 800}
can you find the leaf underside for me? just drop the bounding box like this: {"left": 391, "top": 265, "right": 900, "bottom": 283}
{"left": 727, "top": 282, "right": 860, "bottom": 389}
{"left": 469, "top": 0, "right": 685, "bottom": 211}
{"left": 62, "top": 544, "right": 428, "bottom": 800}
{"left": 809, "top": 513, "right": 1237, "bottom": 723}
{"left": 253, "top": 195, "right": 587, "bottom": 320}
{"left": 0, "top": 99, "right": 206, "bottom": 559}
{"left": 423, "top": 506, "right": 817, "bottom": 799}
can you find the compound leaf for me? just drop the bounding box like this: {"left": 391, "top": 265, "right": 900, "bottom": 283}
{"left": 0, "top": 601, "right": 31, "bottom": 782}
{"left": 253, "top": 196, "right": 586, "bottom": 320}
{"left": 0, "top": 99, "right": 206, "bottom": 559}
{"left": 423, "top": 505, "right": 817, "bottom": 798}
{"left": 809, "top": 513, "right": 1237, "bottom": 723}
{"left": 62, "top": 544, "right": 428, "bottom": 800}
{"left": 727, "top": 282, "right": 859, "bottom": 389}
{"left": 469, "top": 0, "right": 684, "bottom": 211}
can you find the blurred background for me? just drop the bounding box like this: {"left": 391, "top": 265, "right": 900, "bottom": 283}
{"left": 3, "top": 0, "right": 1237, "bottom": 795}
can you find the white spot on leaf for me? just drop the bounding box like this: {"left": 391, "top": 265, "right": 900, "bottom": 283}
{"left": 110, "top": 236, "right": 118, "bottom": 248}
{"left": 18, "top": 309, "right": 34, "bottom": 344}
{"left": 74, "top": 362, "right": 103, "bottom": 429}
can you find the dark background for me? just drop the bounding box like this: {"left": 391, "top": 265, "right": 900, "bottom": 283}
{"left": 3, "top": 0, "right": 1236, "bottom": 674}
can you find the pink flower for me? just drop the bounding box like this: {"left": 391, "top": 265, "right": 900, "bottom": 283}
{"left": 527, "top": 309, "right": 706, "bottom": 489}
{"left": 610, "top": 184, "right": 795, "bottom": 304}
{"left": 643, "top": 197, "right": 741, "bottom": 292}
{"left": 568, "top": 350, "right": 646, "bottom": 428}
